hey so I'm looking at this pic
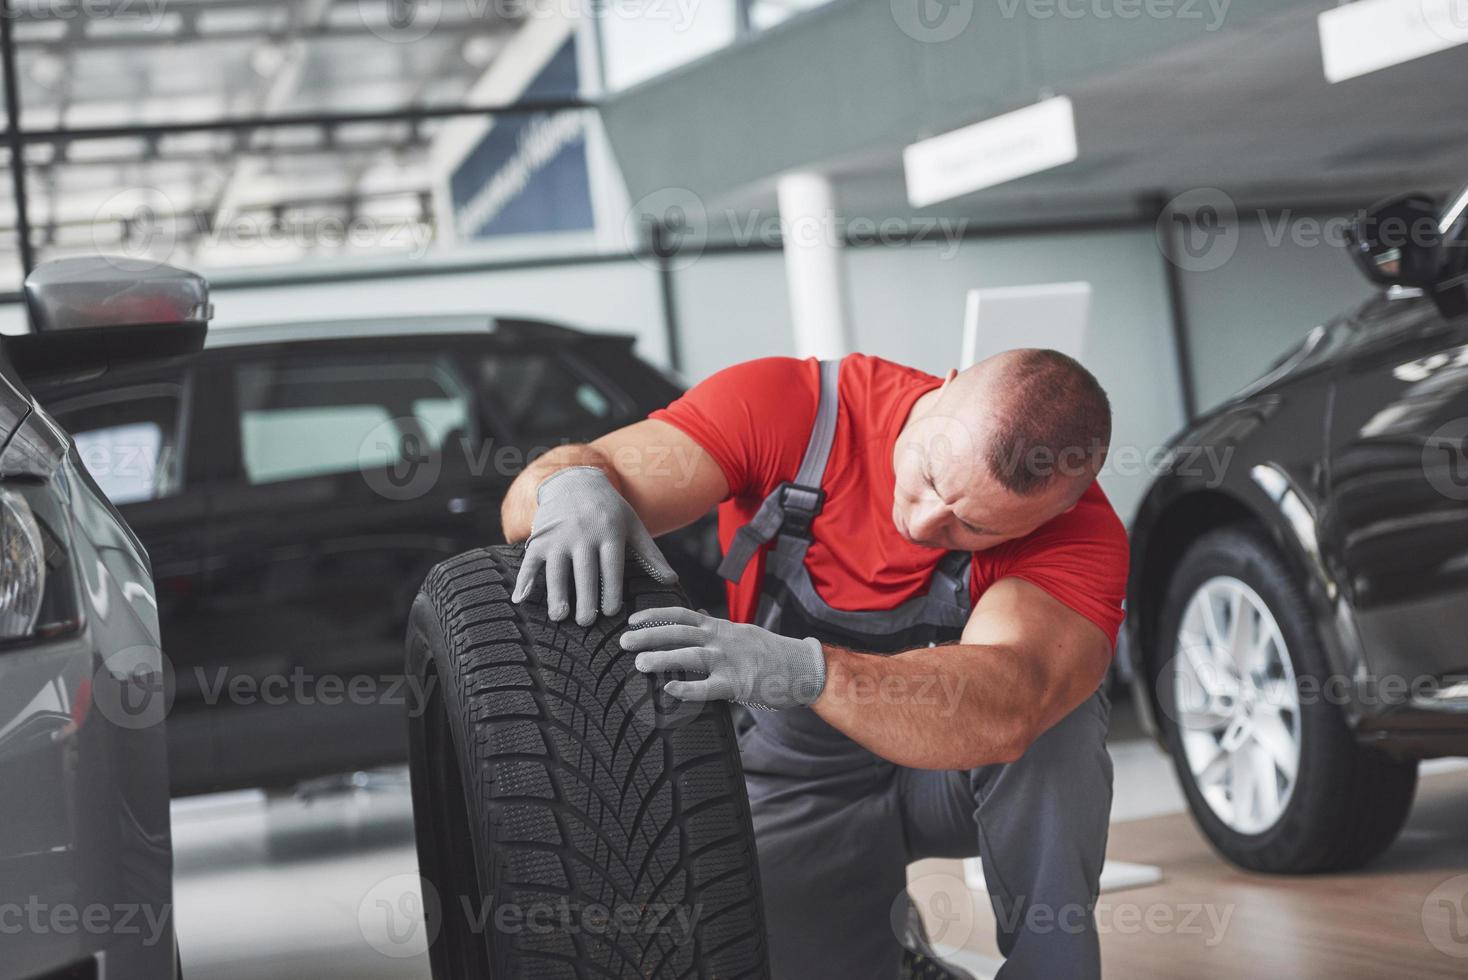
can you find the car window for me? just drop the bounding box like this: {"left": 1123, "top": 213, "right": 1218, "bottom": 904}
{"left": 478, "top": 352, "right": 618, "bottom": 437}
{"left": 234, "top": 356, "right": 474, "bottom": 486}
{"left": 48, "top": 386, "right": 186, "bottom": 506}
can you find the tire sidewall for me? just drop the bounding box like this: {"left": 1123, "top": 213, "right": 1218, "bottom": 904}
{"left": 1154, "top": 525, "right": 1343, "bottom": 867}
{"left": 406, "top": 585, "right": 506, "bottom": 975}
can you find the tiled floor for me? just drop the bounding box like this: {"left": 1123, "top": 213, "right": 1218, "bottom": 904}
{"left": 171, "top": 727, "right": 1468, "bottom": 979}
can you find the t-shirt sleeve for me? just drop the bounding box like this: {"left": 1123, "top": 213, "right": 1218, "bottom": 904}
{"left": 990, "top": 486, "right": 1130, "bottom": 647}
{"left": 648, "top": 357, "right": 816, "bottom": 500}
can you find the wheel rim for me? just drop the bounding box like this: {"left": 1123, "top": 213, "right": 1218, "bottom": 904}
{"left": 1173, "top": 575, "right": 1301, "bottom": 835}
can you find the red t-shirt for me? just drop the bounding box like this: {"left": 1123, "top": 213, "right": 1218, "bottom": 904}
{"left": 650, "top": 354, "right": 1129, "bottom": 647}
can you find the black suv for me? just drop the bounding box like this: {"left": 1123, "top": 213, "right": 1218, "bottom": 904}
{"left": 1127, "top": 186, "right": 1468, "bottom": 873}
{"left": 24, "top": 315, "right": 720, "bottom": 797}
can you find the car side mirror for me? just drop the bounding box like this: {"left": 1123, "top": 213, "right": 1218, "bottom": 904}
{"left": 4, "top": 256, "right": 213, "bottom": 381}
{"left": 1345, "top": 193, "right": 1442, "bottom": 289}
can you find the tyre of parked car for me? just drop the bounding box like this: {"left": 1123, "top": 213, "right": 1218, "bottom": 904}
{"left": 1152, "top": 526, "right": 1418, "bottom": 872}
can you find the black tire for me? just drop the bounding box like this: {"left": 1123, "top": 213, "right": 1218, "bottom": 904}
{"left": 1155, "top": 525, "right": 1418, "bottom": 873}
{"left": 406, "top": 545, "right": 770, "bottom": 978}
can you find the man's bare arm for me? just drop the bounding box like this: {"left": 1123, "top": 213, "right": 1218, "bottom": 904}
{"left": 811, "top": 578, "right": 1112, "bottom": 770}
{"left": 501, "top": 419, "right": 729, "bottom": 542}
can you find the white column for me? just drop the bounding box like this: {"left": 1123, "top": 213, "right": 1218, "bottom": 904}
{"left": 776, "top": 171, "right": 853, "bottom": 359}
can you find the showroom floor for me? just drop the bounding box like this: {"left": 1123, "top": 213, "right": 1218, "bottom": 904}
{"left": 172, "top": 716, "right": 1468, "bottom": 979}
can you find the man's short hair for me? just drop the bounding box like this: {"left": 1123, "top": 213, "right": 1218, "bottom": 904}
{"left": 984, "top": 349, "right": 1111, "bottom": 496}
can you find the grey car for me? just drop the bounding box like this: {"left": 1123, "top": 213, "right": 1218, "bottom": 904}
{"left": 0, "top": 257, "right": 212, "bottom": 980}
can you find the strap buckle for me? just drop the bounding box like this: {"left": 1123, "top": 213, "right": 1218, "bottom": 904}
{"left": 775, "top": 481, "right": 826, "bottom": 537}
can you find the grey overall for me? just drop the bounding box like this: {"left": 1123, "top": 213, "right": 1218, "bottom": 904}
{"left": 718, "top": 360, "right": 1113, "bottom": 980}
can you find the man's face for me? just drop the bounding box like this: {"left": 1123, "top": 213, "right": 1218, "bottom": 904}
{"left": 891, "top": 413, "right": 1081, "bottom": 552}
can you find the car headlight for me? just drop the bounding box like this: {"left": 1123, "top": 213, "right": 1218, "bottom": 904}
{"left": 0, "top": 488, "right": 45, "bottom": 638}
{"left": 0, "top": 482, "right": 80, "bottom": 644}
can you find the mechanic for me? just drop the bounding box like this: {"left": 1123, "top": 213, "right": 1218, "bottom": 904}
{"left": 501, "top": 350, "right": 1127, "bottom": 980}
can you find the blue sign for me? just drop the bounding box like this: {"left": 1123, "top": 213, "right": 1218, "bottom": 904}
{"left": 449, "top": 39, "right": 594, "bottom": 241}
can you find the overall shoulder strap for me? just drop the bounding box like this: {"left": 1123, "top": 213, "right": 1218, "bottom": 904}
{"left": 717, "top": 359, "right": 841, "bottom": 582}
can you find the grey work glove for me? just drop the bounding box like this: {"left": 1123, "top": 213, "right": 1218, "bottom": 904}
{"left": 512, "top": 466, "right": 677, "bottom": 625}
{"left": 620, "top": 607, "right": 827, "bottom": 710}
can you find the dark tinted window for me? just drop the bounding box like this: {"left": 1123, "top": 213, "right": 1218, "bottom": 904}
{"left": 233, "top": 355, "right": 474, "bottom": 486}
{"left": 49, "top": 384, "right": 187, "bottom": 505}
{"left": 478, "top": 352, "right": 618, "bottom": 438}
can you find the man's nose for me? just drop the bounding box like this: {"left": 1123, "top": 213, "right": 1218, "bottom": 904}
{"left": 908, "top": 500, "right": 946, "bottom": 540}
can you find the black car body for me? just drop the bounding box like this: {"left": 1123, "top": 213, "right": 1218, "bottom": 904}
{"left": 25, "top": 315, "right": 720, "bottom": 797}
{"left": 1130, "top": 288, "right": 1468, "bottom": 740}
{"left": 1125, "top": 186, "right": 1468, "bottom": 872}
{"left": 0, "top": 257, "right": 210, "bottom": 980}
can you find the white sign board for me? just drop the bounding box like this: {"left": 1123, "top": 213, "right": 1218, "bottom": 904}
{"left": 1319, "top": 0, "right": 1468, "bottom": 83}
{"left": 960, "top": 281, "right": 1092, "bottom": 369}
{"left": 903, "top": 97, "right": 1078, "bottom": 209}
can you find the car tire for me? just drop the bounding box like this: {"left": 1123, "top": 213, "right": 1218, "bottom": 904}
{"left": 406, "top": 545, "right": 770, "bottom": 978}
{"left": 1155, "top": 525, "right": 1418, "bottom": 873}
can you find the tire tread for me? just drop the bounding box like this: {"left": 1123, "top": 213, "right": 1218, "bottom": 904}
{"left": 409, "top": 545, "right": 769, "bottom": 977}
